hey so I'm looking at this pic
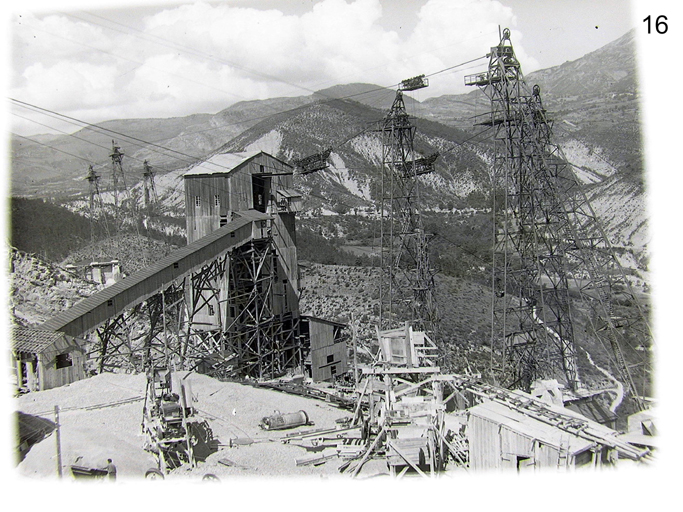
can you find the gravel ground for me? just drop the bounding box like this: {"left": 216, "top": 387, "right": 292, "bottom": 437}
{"left": 14, "top": 372, "right": 389, "bottom": 481}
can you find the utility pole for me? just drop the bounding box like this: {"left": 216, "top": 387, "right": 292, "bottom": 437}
{"left": 54, "top": 405, "right": 63, "bottom": 478}
{"left": 351, "top": 313, "right": 359, "bottom": 386}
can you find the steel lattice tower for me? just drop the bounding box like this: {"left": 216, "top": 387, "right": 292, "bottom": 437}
{"left": 142, "top": 159, "right": 159, "bottom": 212}
{"left": 465, "top": 29, "right": 650, "bottom": 406}
{"left": 110, "top": 140, "right": 128, "bottom": 209}
{"left": 86, "top": 164, "right": 104, "bottom": 238}
{"left": 377, "top": 76, "right": 439, "bottom": 337}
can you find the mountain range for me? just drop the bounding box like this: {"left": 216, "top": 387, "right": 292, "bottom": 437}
{"left": 9, "top": 29, "right": 648, "bottom": 280}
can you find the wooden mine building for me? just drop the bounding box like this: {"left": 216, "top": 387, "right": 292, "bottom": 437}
{"left": 183, "top": 150, "right": 343, "bottom": 381}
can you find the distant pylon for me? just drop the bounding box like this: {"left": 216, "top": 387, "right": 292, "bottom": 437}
{"left": 86, "top": 164, "right": 108, "bottom": 258}
{"left": 142, "top": 160, "right": 159, "bottom": 213}
{"left": 110, "top": 140, "right": 128, "bottom": 209}
{"left": 376, "top": 76, "right": 439, "bottom": 338}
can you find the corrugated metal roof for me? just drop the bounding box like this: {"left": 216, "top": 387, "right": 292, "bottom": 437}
{"left": 12, "top": 326, "right": 71, "bottom": 353}
{"left": 41, "top": 214, "right": 261, "bottom": 334}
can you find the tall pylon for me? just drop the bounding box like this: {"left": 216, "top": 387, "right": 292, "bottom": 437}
{"left": 465, "top": 29, "right": 651, "bottom": 409}
{"left": 377, "top": 75, "right": 439, "bottom": 338}
{"left": 86, "top": 164, "right": 108, "bottom": 258}
{"left": 142, "top": 160, "right": 159, "bottom": 213}
{"left": 110, "top": 140, "right": 128, "bottom": 210}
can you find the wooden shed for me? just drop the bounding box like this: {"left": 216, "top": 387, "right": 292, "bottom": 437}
{"left": 11, "top": 326, "right": 86, "bottom": 392}
{"left": 302, "top": 316, "right": 347, "bottom": 382}
{"left": 466, "top": 400, "right": 616, "bottom": 471}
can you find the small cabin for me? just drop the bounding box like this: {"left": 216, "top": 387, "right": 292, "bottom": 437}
{"left": 302, "top": 316, "right": 347, "bottom": 382}
{"left": 11, "top": 326, "right": 86, "bottom": 392}
{"left": 466, "top": 400, "right": 618, "bottom": 471}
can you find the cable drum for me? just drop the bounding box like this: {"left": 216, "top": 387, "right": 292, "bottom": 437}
{"left": 259, "top": 410, "right": 309, "bottom": 431}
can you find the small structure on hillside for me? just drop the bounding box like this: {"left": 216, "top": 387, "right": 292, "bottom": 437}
{"left": 11, "top": 326, "right": 86, "bottom": 392}
{"left": 86, "top": 259, "right": 122, "bottom": 285}
{"left": 65, "top": 259, "right": 122, "bottom": 286}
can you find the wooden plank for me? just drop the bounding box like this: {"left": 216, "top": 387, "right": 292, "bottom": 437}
{"left": 295, "top": 448, "right": 338, "bottom": 466}
{"left": 361, "top": 367, "right": 441, "bottom": 375}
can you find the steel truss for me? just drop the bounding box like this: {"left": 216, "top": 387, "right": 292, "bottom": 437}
{"left": 466, "top": 29, "right": 651, "bottom": 406}
{"left": 86, "top": 237, "right": 305, "bottom": 380}
{"left": 377, "top": 89, "right": 438, "bottom": 337}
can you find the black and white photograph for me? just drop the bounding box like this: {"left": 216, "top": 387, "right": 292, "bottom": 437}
{"left": 3, "top": 0, "right": 678, "bottom": 504}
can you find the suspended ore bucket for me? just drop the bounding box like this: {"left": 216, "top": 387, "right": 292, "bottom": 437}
{"left": 260, "top": 410, "right": 310, "bottom": 431}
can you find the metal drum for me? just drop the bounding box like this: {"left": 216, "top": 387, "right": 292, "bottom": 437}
{"left": 260, "top": 410, "right": 309, "bottom": 430}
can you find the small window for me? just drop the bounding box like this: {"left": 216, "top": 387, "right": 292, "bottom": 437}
{"left": 220, "top": 215, "right": 228, "bottom": 227}
{"left": 107, "top": 299, "right": 114, "bottom": 307}
{"left": 208, "top": 305, "right": 215, "bottom": 316}
{"left": 173, "top": 262, "right": 179, "bottom": 269}
{"left": 214, "top": 195, "right": 220, "bottom": 208}
{"left": 195, "top": 195, "right": 201, "bottom": 208}
{"left": 326, "top": 354, "right": 334, "bottom": 364}
{"left": 56, "top": 353, "right": 73, "bottom": 369}
{"left": 330, "top": 365, "right": 337, "bottom": 375}
{"left": 259, "top": 164, "right": 265, "bottom": 173}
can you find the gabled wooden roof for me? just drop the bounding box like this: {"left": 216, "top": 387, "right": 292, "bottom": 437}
{"left": 12, "top": 326, "right": 73, "bottom": 354}
{"left": 183, "top": 150, "right": 293, "bottom": 177}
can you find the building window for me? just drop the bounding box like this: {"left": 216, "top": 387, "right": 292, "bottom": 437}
{"left": 56, "top": 353, "right": 73, "bottom": 369}
{"left": 330, "top": 365, "right": 337, "bottom": 375}
{"left": 208, "top": 305, "right": 215, "bottom": 316}
{"left": 195, "top": 195, "right": 201, "bottom": 208}
{"left": 327, "top": 354, "right": 334, "bottom": 364}
{"left": 214, "top": 195, "right": 220, "bottom": 208}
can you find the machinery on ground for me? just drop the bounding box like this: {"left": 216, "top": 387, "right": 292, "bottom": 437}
{"left": 142, "top": 367, "right": 215, "bottom": 476}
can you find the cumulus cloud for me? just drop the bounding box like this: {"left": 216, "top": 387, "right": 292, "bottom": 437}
{"left": 10, "top": 0, "right": 538, "bottom": 135}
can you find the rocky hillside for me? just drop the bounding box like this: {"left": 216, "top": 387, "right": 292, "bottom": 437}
{"left": 9, "top": 248, "right": 99, "bottom": 327}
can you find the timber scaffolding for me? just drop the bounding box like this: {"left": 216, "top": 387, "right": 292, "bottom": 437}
{"left": 40, "top": 210, "right": 308, "bottom": 379}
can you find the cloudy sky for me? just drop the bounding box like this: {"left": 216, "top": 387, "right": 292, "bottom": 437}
{"left": 7, "top": 0, "right": 637, "bottom": 136}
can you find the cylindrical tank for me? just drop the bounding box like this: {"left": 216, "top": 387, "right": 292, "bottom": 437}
{"left": 260, "top": 410, "right": 309, "bottom": 430}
